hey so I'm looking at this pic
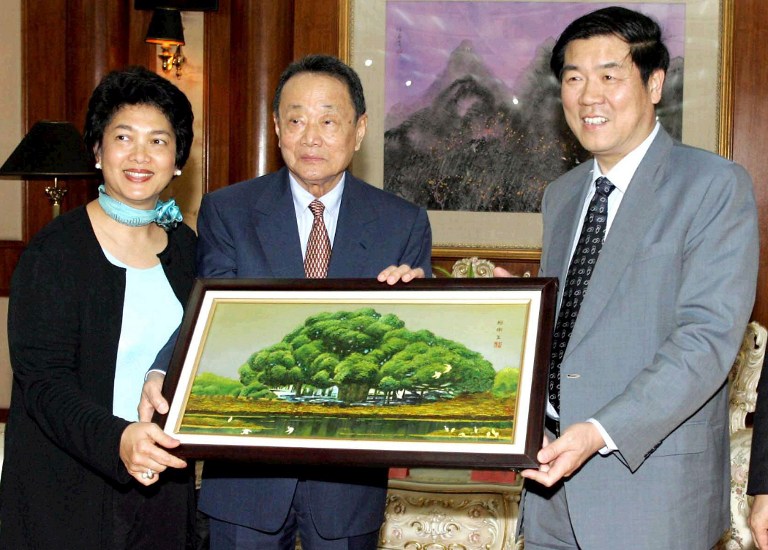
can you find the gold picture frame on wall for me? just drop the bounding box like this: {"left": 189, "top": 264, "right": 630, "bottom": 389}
{"left": 344, "top": 0, "right": 734, "bottom": 254}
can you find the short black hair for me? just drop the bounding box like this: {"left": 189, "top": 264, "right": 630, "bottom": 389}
{"left": 272, "top": 54, "right": 366, "bottom": 120}
{"left": 550, "top": 6, "right": 670, "bottom": 84}
{"left": 83, "top": 66, "right": 194, "bottom": 169}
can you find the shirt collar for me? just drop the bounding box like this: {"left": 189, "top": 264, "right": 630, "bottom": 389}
{"left": 289, "top": 172, "right": 345, "bottom": 215}
{"left": 591, "top": 121, "right": 660, "bottom": 194}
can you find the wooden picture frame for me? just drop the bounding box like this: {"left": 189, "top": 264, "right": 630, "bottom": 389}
{"left": 157, "top": 277, "right": 556, "bottom": 469}
{"left": 346, "top": 0, "right": 733, "bottom": 252}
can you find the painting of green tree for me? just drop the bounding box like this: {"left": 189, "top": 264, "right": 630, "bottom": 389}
{"left": 180, "top": 301, "right": 527, "bottom": 444}
{"left": 239, "top": 307, "right": 496, "bottom": 403}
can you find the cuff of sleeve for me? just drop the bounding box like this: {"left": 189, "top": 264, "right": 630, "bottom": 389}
{"left": 144, "top": 369, "right": 166, "bottom": 382}
{"left": 586, "top": 418, "right": 618, "bottom": 455}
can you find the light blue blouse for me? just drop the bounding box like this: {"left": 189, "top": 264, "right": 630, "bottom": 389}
{"left": 103, "top": 249, "right": 182, "bottom": 421}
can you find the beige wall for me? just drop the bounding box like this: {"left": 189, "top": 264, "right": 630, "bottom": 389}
{"left": 0, "top": 0, "right": 23, "bottom": 408}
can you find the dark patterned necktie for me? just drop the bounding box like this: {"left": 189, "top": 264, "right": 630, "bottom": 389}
{"left": 549, "top": 176, "right": 616, "bottom": 413}
{"left": 304, "top": 199, "right": 332, "bottom": 278}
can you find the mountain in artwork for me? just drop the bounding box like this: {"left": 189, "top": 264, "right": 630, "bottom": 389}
{"left": 383, "top": 39, "right": 683, "bottom": 213}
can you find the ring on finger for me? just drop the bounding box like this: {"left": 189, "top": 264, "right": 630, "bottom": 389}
{"left": 141, "top": 468, "right": 155, "bottom": 480}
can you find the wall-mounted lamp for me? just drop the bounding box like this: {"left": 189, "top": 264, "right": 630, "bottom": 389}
{"left": 145, "top": 8, "right": 185, "bottom": 78}
{"left": 0, "top": 121, "right": 99, "bottom": 218}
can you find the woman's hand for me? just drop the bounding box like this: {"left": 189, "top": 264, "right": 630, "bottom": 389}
{"left": 138, "top": 371, "right": 168, "bottom": 422}
{"left": 119, "top": 422, "right": 187, "bottom": 486}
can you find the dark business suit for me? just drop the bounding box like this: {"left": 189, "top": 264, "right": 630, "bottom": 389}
{"left": 196, "top": 167, "right": 432, "bottom": 540}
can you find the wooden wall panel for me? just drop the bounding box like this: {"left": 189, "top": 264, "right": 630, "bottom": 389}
{"left": 202, "top": 0, "right": 293, "bottom": 192}
{"left": 23, "top": 0, "right": 70, "bottom": 242}
{"left": 732, "top": 0, "right": 768, "bottom": 326}
{"left": 203, "top": 0, "right": 232, "bottom": 193}
{"left": 293, "top": 0, "right": 344, "bottom": 59}
{"left": 229, "top": 0, "right": 293, "bottom": 181}
{"left": 67, "top": 0, "right": 130, "bottom": 128}
{"left": 0, "top": 242, "right": 24, "bottom": 296}
{"left": 128, "top": 9, "right": 156, "bottom": 67}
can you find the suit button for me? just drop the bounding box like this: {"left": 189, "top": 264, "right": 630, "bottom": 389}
{"left": 566, "top": 374, "right": 580, "bottom": 379}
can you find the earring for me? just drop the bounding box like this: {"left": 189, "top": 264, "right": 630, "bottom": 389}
{"left": 95, "top": 162, "right": 102, "bottom": 170}
{"left": 174, "top": 169, "right": 182, "bottom": 176}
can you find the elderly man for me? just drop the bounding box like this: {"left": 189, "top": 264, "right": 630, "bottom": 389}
{"left": 141, "top": 55, "right": 432, "bottom": 549}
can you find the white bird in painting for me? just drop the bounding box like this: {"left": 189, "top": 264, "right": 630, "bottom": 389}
{"left": 241, "top": 428, "right": 252, "bottom": 435}
{"left": 227, "top": 416, "right": 233, "bottom": 423}
{"left": 433, "top": 364, "right": 453, "bottom": 379}
{"left": 286, "top": 426, "right": 295, "bottom": 434}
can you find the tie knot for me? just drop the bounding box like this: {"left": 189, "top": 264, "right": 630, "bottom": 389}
{"left": 309, "top": 199, "right": 325, "bottom": 218}
{"left": 594, "top": 176, "right": 615, "bottom": 198}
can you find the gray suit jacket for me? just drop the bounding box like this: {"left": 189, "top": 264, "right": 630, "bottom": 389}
{"left": 535, "top": 127, "right": 758, "bottom": 548}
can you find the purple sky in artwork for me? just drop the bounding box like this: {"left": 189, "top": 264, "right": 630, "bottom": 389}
{"left": 385, "top": 2, "right": 686, "bottom": 113}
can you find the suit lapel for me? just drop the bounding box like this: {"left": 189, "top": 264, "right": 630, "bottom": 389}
{"left": 564, "top": 129, "right": 672, "bottom": 357}
{"left": 327, "top": 174, "right": 378, "bottom": 278}
{"left": 547, "top": 165, "right": 594, "bottom": 290}
{"left": 252, "top": 169, "right": 305, "bottom": 278}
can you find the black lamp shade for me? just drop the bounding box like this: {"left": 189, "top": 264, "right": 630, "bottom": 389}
{"left": 145, "top": 8, "right": 185, "bottom": 45}
{"left": 0, "top": 121, "right": 98, "bottom": 178}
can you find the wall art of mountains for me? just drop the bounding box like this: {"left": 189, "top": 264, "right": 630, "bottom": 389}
{"left": 383, "top": 39, "right": 683, "bottom": 213}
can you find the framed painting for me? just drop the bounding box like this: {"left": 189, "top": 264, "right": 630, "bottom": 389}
{"left": 157, "top": 277, "right": 557, "bottom": 469}
{"left": 346, "top": 0, "right": 733, "bottom": 251}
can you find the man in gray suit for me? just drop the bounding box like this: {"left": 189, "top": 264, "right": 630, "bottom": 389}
{"left": 496, "top": 7, "right": 759, "bottom": 548}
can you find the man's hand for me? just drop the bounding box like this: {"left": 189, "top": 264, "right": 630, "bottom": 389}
{"left": 377, "top": 264, "right": 425, "bottom": 285}
{"left": 493, "top": 267, "right": 514, "bottom": 278}
{"left": 520, "top": 422, "right": 605, "bottom": 487}
{"left": 119, "top": 422, "right": 187, "bottom": 486}
{"left": 138, "top": 371, "right": 168, "bottom": 423}
{"left": 750, "top": 494, "right": 768, "bottom": 548}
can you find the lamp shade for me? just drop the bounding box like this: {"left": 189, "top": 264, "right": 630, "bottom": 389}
{"left": 0, "top": 121, "right": 98, "bottom": 178}
{"left": 145, "top": 8, "right": 185, "bottom": 45}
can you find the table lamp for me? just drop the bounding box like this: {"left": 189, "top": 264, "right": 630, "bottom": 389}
{"left": 0, "top": 121, "right": 99, "bottom": 217}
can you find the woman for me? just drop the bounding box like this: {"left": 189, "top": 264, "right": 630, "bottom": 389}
{"left": 0, "top": 66, "right": 197, "bottom": 549}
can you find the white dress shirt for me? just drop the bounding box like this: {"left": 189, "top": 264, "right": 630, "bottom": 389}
{"left": 553, "top": 122, "right": 661, "bottom": 452}
{"left": 289, "top": 173, "right": 345, "bottom": 259}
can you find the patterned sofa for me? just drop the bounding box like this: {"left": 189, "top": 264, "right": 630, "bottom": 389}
{"left": 717, "top": 321, "right": 767, "bottom": 549}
